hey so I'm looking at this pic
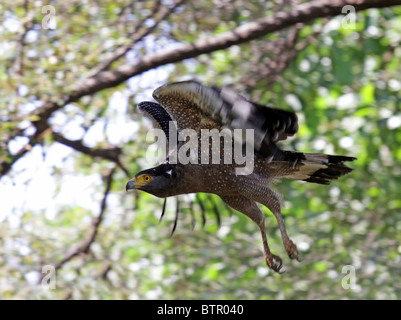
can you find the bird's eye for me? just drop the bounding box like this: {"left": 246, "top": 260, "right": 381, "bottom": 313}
{"left": 144, "top": 175, "right": 150, "bottom": 181}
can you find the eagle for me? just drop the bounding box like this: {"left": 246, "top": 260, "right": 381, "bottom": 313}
{"left": 126, "top": 81, "right": 355, "bottom": 273}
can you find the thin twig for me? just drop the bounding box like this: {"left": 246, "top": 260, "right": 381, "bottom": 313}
{"left": 89, "top": 0, "right": 186, "bottom": 77}
{"left": 52, "top": 131, "right": 130, "bottom": 178}
{"left": 39, "top": 166, "right": 116, "bottom": 281}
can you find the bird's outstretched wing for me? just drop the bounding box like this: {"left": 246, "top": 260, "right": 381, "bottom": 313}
{"left": 138, "top": 101, "right": 176, "bottom": 141}
{"left": 152, "top": 81, "right": 298, "bottom": 158}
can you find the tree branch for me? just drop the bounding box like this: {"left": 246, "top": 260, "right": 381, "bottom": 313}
{"left": 69, "top": 0, "right": 401, "bottom": 98}
{"left": 89, "top": 0, "right": 186, "bottom": 77}
{"left": 41, "top": 166, "right": 116, "bottom": 276}
{"left": 13, "top": 0, "right": 32, "bottom": 76}
{"left": 52, "top": 132, "right": 131, "bottom": 178}
{"left": 53, "top": 132, "right": 121, "bottom": 162}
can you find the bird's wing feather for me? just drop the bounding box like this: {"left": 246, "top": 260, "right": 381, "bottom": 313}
{"left": 152, "top": 81, "right": 220, "bottom": 133}
{"left": 138, "top": 101, "right": 176, "bottom": 141}
{"left": 152, "top": 81, "right": 298, "bottom": 158}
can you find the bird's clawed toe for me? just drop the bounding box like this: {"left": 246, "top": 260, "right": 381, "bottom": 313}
{"left": 265, "top": 253, "right": 284, "bottom": 273}
{"left": 263, "top": 240, "right": 302, "bottom": 273}
{"left": 284, "top": 239, "right": 301, "bottom": 262}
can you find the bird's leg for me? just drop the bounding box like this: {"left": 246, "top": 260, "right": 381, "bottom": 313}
{"left": 260, "top": 189, "right": 301, "bottom": 262}
{"left": 272, "top": 210, "right": 300, "bottom": 261}
{"left": 258, "top": 215, "right": 283, "bottom": 273}
{"left": 220, "top": 195, "right": 284, "bottom": 273}
{"left": 241, "top": 184, "right": 301, "bottom": 262}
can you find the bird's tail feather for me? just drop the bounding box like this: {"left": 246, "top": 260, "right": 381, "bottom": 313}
{"left": 279, "top": 151, "right": 356, "bottom": 185}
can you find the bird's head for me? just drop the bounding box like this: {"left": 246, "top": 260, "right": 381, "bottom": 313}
{"left": 126, "top": 163, "right": 176, "bottom": 198}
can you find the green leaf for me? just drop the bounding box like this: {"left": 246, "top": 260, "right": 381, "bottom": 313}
{"left": 360, "top": 83, "right": 375, "bottom": 105}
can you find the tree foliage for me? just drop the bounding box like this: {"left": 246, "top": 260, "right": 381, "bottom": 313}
{"left": 1, "top": 0, "right": 401, "bottom": 299}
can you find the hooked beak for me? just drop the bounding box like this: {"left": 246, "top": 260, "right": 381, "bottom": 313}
{"left": 126, "top": 179, "right": 135, "bottom": 192}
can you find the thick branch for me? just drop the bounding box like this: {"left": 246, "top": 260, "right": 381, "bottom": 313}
{"left": 70, "top": 0, "right": 401, "bottom": 99}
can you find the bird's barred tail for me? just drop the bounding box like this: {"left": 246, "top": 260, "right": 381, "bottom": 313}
{"left": 281, "top": 151, "right": 356, "bottom": 185}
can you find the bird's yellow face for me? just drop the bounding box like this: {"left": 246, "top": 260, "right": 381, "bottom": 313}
{"left": 131, "top": 174, "right": 153, "bottom": 188}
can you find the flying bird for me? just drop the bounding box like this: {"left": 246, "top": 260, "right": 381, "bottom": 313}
{"left": 126, "top": 81, "right": 355, "bottom": 273}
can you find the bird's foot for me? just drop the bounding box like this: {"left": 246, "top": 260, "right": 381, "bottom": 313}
{"left": 265, "top": 253, "right": 284, "bottom": 273}
{"left": 284, "top": 239, "right": 302, "bottom": 262}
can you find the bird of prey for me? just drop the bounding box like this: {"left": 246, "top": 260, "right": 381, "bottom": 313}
{"left": 126, "top": 81, "right": 355, "bottom": 273}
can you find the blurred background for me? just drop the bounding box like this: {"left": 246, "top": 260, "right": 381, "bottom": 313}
{"left": 0, "top": 0, "right": 400, "bottom": 299}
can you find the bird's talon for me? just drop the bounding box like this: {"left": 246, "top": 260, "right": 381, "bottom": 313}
{"left": 284, "top": 239, "right": 301, "bottom": 262}
{"left": 266, "top": 254, "right": 283, "bottom": 273}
